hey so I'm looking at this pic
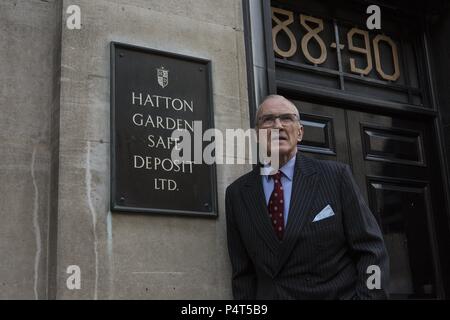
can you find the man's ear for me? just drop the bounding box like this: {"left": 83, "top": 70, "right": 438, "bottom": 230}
{"left": 297, "top": 125, "right": 304, "bottom": 142}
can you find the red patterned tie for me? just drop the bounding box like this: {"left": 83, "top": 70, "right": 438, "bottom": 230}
{"left": 268, "top": 171, "right": 284, "bottom": 240}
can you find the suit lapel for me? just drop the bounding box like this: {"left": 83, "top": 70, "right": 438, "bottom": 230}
{"left": 275, "top": 154, "right": 318, "bottom": 275}
{"left": 243, "top": 166, "right": 280, "bottom": 255}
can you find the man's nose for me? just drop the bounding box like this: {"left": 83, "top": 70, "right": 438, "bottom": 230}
{"left": 273, "top": 117, "right": 283, "bottom": 128}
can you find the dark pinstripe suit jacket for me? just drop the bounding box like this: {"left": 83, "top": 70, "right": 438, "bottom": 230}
{"left": 225, "top": 153, "right": 389, "bottom": 299}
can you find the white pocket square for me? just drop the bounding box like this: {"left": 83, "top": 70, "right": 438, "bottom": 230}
{"left": 312, "top": 205, "right": 335, "bottom": 222}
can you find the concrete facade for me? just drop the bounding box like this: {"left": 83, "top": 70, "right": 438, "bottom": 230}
{"left": 0, "top": 0, "right": 61, "bottom": 299}
{"left": 0, "top": 0, "right": 250, "bottom": 299}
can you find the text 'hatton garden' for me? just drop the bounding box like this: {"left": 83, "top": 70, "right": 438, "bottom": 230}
{"left": 130, "top": 91, "right": 195, "bottom": 192}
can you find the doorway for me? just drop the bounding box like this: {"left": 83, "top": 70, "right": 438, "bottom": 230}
{"left": 294, "top": 99, "right": 446, "bottom": 298}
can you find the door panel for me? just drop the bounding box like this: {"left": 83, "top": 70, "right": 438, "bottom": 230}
{"left": 291, "top": 99, "right": 446, "bottom": 299}
{"left": 366, "top": 177, "right": 436, "bottom": 298}
{"left": 347, "top": 111, "right": 444, "bottom": 299}
{"left": 292, "top": 100, "right": 349, "bottom": 163}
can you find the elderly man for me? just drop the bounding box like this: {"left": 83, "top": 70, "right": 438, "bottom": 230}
{"left": 225, "top": 94, "right": 389, "bottom": 299}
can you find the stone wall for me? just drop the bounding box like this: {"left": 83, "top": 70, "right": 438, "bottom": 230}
{"left": 0, "top": 0, "right": 250, "bottom": 299}
{"left": 0, "top": 0, "right": 61, "bottom": 299}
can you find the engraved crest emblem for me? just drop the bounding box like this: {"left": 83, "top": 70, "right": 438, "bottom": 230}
{"left": 157, "top": 66, "right": 169, "bottom": 88}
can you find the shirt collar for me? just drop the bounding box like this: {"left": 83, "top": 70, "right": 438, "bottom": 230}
{"left": 262, "top": 154, "right": 296, "bottom": 181}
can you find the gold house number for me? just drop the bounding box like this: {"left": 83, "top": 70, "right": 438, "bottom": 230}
{"left": 272, "top": 7, "right": 401, "bottom": 81}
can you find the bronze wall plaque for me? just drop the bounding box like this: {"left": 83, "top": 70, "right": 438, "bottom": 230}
{"left": 111, "top": 42, "right": 217, "bottom": 217}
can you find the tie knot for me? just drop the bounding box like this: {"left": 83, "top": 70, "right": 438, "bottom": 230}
{"left": 271, "top": 171, "right": 283, "bottom": 181}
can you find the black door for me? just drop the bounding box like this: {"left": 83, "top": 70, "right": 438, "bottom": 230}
{"left": 294, "top": 99, "right": 447, "bottom": 299}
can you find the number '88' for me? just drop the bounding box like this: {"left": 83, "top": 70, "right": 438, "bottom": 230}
{"left": 272, "top": 7, "right": 400, "bottom": 82}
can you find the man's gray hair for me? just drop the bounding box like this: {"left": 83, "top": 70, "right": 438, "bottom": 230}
{"left": 255, "top": 94, "right": 301, "bottom": 127}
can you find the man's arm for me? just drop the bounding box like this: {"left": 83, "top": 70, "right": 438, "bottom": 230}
{"left": 340, "top": 165, "right": 390, "bottom": 299}
{"left": 225, "top": 186, "right": 257, "bottom": 299}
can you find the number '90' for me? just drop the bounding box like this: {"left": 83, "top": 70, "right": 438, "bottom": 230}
{"left": 272, "top": 7, "right": 400, "bottom": 82}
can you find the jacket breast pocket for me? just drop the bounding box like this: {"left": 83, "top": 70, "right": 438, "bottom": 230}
{"left": 312, "top": 214, "right": 336, "bottom": 227}
{"left": 309, "top": 216, "right": 340, "bottom": 249}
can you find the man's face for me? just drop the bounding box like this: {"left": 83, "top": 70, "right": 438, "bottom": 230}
{"left": 256, "top": 97, "right": 304, "bottom": 159}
